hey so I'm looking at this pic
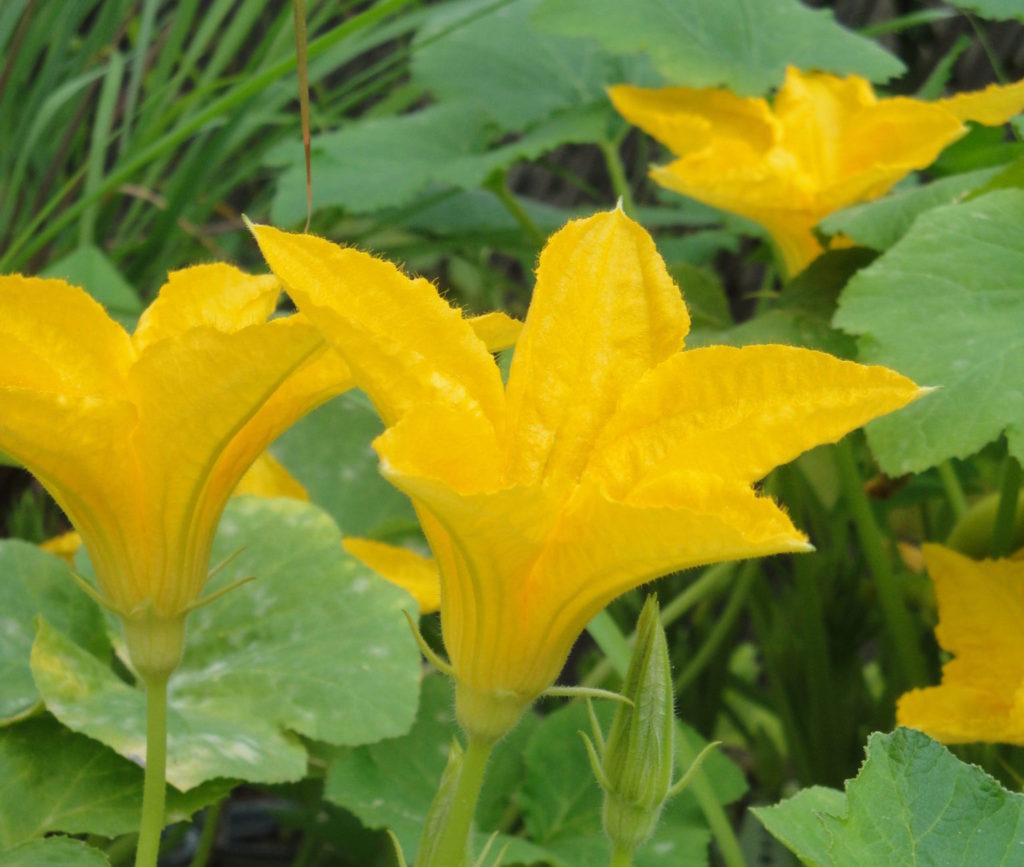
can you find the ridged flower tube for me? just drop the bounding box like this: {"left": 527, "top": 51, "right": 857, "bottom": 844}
{"left": 897, "top": 544, "right": 1024, "bottom": 745}
{"left": 252, "top": 207, "right": 924, "bottom": 743}
{"left": 610, "top": 67, "right": 1024, "bottom": 276}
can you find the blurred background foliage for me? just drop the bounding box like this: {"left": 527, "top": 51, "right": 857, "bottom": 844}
{"left": 3, "top": 1, "right": 1024, "bottom": 865}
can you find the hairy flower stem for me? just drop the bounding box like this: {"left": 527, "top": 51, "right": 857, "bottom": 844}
{"left": 135, "top": 672, "right": 169, "bottom": 867}
{"left": 422, "top": 737, "right": 494, "bottom": 867}
{"left": 609, "top": 846, "right": 634, "bottom": 867}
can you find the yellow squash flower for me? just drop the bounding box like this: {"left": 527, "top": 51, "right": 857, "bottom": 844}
{"left": 897, "top": 544, "right": 1024, "bottom": 745}
{"left": 0, "top": 265, "right": 343, "bottom": 673}
{"left": 251, "top": 207, "right": 923, "bottom": 741}
{"left": 609, "top": 67, "right": 1024, "bottom": 276}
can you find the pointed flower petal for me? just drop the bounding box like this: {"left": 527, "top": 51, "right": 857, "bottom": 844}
{"left": 343, "top": 538, "right": 441, "bottom": 614}
{"left": 515, "top": 474, "right": 808, "bottom": 695}
{"left": 132, "top": 265, "right": 281, "bottom": 352}
{"left": 897, "top": 545, "right": 1024, "bottom": 745}
{"left": 249, "top": 224, "right": 506, "bottom": 428}
{"left": 234, "top": 452, "right": 310, "bottom": 501}
{"left": 465, "top": 310, "right": 523, "bottom": 352}
{"left": 937, "top": 77, "right": 1024, "bottom": 125}
{"left": 607, "top": 84, "right": 776, "bottom": 156}
{"left": 503, "top": 209, "right": 689, "bottom": 484}
{"left": 586, "top": 344, "right": 924, "bottom": 496}
{"left": 0, "top": 276, "right": 134, "bottom": 394}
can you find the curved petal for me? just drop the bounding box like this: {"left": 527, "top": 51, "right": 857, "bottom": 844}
{"left": 250, "top": 224, "right": 506, "bottom": 428}
{"left": 0, "top": 276, "right": 133, "bottom": 395}
{"left": 937, "top": 76, "right": 1024, "bottom": 125}
{"left": 772, "top": 68, "right": 877, "bottom": 186}
{"left": 343, "top": 538, "right": 440, "bottom": 614}
{"left": 649, "top": 154, "right": 822, "bottom": 276}
{"left": 0, "top": 388, "right": 142, "bottom": 611}
{"left": 128, "top": 317, "right": 326, "bottom": 614}
{"left": 503, "top": 209, "right": 689, "bottom": 485}
{"left": 825, "top": 99, "right": 965, "bottom": 209}
{"left": 896, "top": 545, "right": 1024, "bottom": 744}
{"left": 132, "top": 265, "right": 281, "bottom": 352}
{"left": 608, "top": 84, "right": 776, "bottom": 156}
{"left": 586, "top": 344, "right": 923, "bottom": 496}
{"left": 515, "top": 474, "right": 808, "bottom": 695}
{"left": 233, "top": 451, "right": 309, "bottom": 500}
{"left": 467, "top": 310, "right": 523, "bottom": 352}
{"left": 374, "top": 401, "right": 504, "bottom": 494}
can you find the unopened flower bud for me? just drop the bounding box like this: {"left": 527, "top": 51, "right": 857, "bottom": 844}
{"left": 599, "top": 595, "right": 675, "bottom": 851}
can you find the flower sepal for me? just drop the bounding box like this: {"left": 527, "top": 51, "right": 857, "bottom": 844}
{"left": 455, "top": 681, "right": 531, "bottom": 745}
{"left": 122, "top": 608, "right": 187, "bottom": 680}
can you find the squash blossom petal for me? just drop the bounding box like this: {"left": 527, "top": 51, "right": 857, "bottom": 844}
{"left": 343, "top": 537, "right": 441, "bottom": 614}
{"left": 897, "top": 544, "right": 1024, "bottom": 745}
{"left": 0, "top": 265, "right": 364, "bottom": 675}
{"left": 609, "top": 67, "right": 1024, "bottom": 277}
{"left": 251, "top": 208, "right": 925, "bottom": 741}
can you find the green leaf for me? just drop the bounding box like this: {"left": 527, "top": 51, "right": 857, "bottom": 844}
{"left": 0, "top": 838, "right": 110, "bottom": 867}
{"left": 0, "top": 541, "right": 109, "bottom": 724}
{"left": 946, "top": 0, "right": 1024, "bottom": 22}
{"left": 269, "top": 391, "right": 418, "bottom": 539}
{"left": 532, "top": 0, "right": 903, "bottom": 95}
{"left": 690, "top": 249, "right": 871, "bottom": 357}
{"left": 412, "top": 0, "right": 640, "bottom": 131}
{"left": 833, "top": 189, "right": 1024, "bottom": 473}
{"left": 31, "top": 498, "right": 421, "bottom": 790}
{"left": 269, "top": 101, "right": 609, "bottom": 223}
{"left": 753, "top": 728, "right": 1024, "bottom": 866}
{"left": 270, "top": 104, "right": 488, "bottom": 223}
{"left": 39, "top": 245, "right": 143, "bottom": 320}
{"left": 325, "top": 674, "right": 544, "bottom": 864}
{"left": 669, "top": 263, "right": 732, "bottom": 331}
{"left": 0, "top": 715, "right": 228, "bottom": 849}
{"left": 819, "top": 167, "right": 1002, "bottom": 251}
{"left": 753, "top": 787, "right": 846, "bottom": 867}
{"left": 519, "top": 701, "right": 744, "bottom": 867}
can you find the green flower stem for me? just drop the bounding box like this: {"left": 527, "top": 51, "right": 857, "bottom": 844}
{"left": 135, "top": 672, "right": 170, "bottom": 867}
{"left": 609, "top": 845, "right": 634, "bottom": 867}
{"left": 937, "top": 461, "right": 969, "bottom": 520}
{"left": 585, "top": 615, "right": 745, "bottom": 867}
{"left": 834, "top": 439, "right": 927, "bottom": 688}
{"left": 422, "top": 737, "right": 494, "bottom": 867}
{"left": 485, "top": 171, "right": 546, "bottom": 247}
{"left": 991, "top": 454, "right": 1021, "bottom": 558}
{"left": 599, "top": 137, "right": 637, "bottom": 216}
